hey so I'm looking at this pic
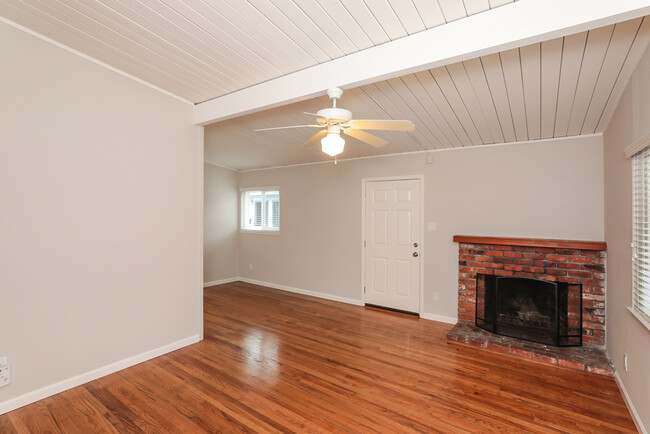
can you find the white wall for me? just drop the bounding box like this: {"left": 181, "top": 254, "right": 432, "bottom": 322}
{"left": 204, "top": 163, "right": 238, "bottom": 284}
{"left": 603, "top": 44, "right": 650, "bottom": 431}
{"left": 237, "top": 136, "right": 604, "bottom": 319}
{"left": 0, "top": 21, "right": 202, "bottom": 411}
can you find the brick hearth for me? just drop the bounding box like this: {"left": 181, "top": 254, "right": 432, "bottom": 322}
{"left": 448, "top": 236, "right": 610, "bottom": 374}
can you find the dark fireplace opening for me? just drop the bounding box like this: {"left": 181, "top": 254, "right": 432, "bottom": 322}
{"left": 476, "top": 274, "right": 581, "bottom": 347}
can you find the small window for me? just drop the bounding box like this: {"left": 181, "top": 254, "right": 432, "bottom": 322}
{"left": 241, "top": 188, "right": 280, "bottom": 232}
{"left": 632, "top": 147, "right": 650, "bottom": 323}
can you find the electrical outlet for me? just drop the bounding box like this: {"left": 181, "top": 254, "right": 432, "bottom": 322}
{"left": 0, "top": 356, "right": 7, "bottom": 367}
{"left": 0, "top": 364, "right": 10, "bottom": 387}
{"left": 624, "top": 353, "right": 629, "bottom": 372}
{"left": 434, "top": 292, "right": 440, "bottom": 301}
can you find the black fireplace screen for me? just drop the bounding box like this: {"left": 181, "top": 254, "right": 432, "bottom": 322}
{"left": 476, "top": 274, "right": 582, "bottom": 346}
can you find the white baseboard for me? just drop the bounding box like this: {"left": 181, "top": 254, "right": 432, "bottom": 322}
{"left": 0, "top": 334, "right": 201, "bottom": 416}
{"left": 203, "top": 277, "right": 239, "bottom": 287}
{"left": 419, "top": 312, "right": 458, "bottom": 324}
{"left": 615, "top": 371, "right": 648, "bottom": 434}
{"left": 239, "top": 277, "right": 364, "bottom": 306}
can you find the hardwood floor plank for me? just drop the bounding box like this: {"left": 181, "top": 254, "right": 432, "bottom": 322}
{"left": 0, "top": 282, "right": 637, "bottom": 432}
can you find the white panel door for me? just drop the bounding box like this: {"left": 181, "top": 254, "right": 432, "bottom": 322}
{"left": 364, "top": 179, "right": 421, "bottom": 313}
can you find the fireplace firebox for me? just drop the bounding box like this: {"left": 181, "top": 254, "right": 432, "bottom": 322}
{"left": 476, "top": 274, "right": 582, "bottom": 347}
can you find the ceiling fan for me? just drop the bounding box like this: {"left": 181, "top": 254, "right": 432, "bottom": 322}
{"left": 254, "top": 87, "right": 415, "bottom": 158}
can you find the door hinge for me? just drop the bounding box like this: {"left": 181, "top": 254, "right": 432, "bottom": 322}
{"left": 364, "top": 286, "right": 366, "bottom": 294}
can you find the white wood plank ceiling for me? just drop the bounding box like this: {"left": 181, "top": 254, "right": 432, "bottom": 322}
{"left": 204, "top": 17, "right": 650, "bottom": 170}
{"left": 0, "top": 0, "right": 516, "bottom": 104}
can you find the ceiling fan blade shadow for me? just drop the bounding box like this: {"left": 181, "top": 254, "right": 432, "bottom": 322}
{"left": 254, "top": 124, "right": 321, "bottom": 131}
{"left": 347, "top": 119, "right": 414, "bottom": 131}
{"left": 343, "top": 128, "right": 388, "bottom": 148}
{"left": 304, "top": 130, "right": 328, "bottom": 147}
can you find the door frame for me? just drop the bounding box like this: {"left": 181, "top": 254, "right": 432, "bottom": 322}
{"left": 361, "top": 175, "right": 425, "bottom": 315}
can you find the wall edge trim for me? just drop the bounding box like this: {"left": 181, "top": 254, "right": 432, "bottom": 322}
{"left": 419, "top": 313, "right": 458, "bottom": 325}
{"left": 204, "top": 277, "right": 240, "bottom": 287}
{"left": 0, "top": 335, "right": 201, "bottom": 416}
{"left": 238, "top": 277, "right": 364, "bottom": 306}
{"left": 615, "top": 371, "right": 648, "bottom": 433}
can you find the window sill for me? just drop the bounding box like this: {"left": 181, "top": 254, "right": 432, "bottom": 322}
{"left": 627, "top": 306, "right": 650, "bottom": 334}
{"left": 239, "top": 229, "right": 281, "bottom": 236}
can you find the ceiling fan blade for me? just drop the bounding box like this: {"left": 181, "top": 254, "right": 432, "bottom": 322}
{"left": 343, "top": 128, "right": 388, "bottom": 148}
{"left": 304, "top": 130, "right": 328, "bottom": 147}
{"left": 346, "top": 119, "right": 414, "bottom": 132}
{"left": 304, "top": 112, "right": 322, "bottom": 117}
{"left": 254, "top": 124, "right": 321, "bottom": 132}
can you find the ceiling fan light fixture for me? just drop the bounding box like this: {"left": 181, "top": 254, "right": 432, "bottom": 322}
{"left": 321, "top": 132, "right": 345, "bottom": 157}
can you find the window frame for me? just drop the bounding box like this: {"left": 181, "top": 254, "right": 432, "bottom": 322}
{"left": 239, "top": 186, "right": 281, "bottom": 234}
{"left": 631, "top": 146, "right": 650, "bottom": 330}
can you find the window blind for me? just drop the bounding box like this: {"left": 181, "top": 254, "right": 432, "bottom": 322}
{"left": 632, "top": 147, "right": 650, "bottom": 323}
{"left": 240, "top": 189, "right": 279, "bottom": 231}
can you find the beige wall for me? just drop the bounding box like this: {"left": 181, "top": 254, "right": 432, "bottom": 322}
{"left": 238, "top": 135, "right": 604, "bottom": 318}
{"left": 604, "top": 44, "right": 650, "bottom": 430}
{"left": 0, "top": 22, "right": 202, "bottom": 408}
{"left": 204, "top": 163, "right": 238, "bottom": 283}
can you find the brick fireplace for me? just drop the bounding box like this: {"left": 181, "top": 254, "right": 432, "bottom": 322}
{"left": 447, "top": 236, "right": 611, "bottom": 375}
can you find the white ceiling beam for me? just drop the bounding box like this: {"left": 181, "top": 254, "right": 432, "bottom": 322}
{"left": 194, "top": 0, "right": 650, "bottom": 125}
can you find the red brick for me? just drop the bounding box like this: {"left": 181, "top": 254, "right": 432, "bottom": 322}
{"left": 466, "top": 338, "right": 487, "bottom": 348}
{"left": 509, "top": 348, "right": 533, "bottom": 358}
{"left": 494, "top": 270, "right": 514, "bottom": 277}
{"left": 583, "top": 279, "right": 604, "bottom": 287}
{"left": 558, "top": 277, "right": 581, "bottom": 284}
{"left": 531, "top": 353, "right": 558, "bottom": 365}
{"left": 514, "top": 259, "right": 534, "bottom": 266}
{"left": 569, "top": 256, "right": 593, "bottom": 264}
{"left": 556, "top": 249, "right": 580, "bottom": 256}
{"left": 592, "top": 272, "right": 605, "bottom": 280}
{"left": 504, "top": 251, "right": 523, "bottom": 258}
{"left": 558, "top": 359, "right": 585, "bottom": 370}
{"left": 513, "top": 246, "right": 531, "bottom": 252}
{"left": 557, "top": 262, "right": 581, "bottom": 270}
{"left": 538, "top": 274, "right": 557, "bottom": 281}
{"left": 486, "top": 250, "right": 504, "bottom": 257}
{"left": 494, "top": 245, "right": 513, "bottom": 251}
{"left": 475, "top": 255, "right": 491, "bottom": 262}
{"left": 568, "top": 270, "right": 592, "bottom": 278}
{"left": 586, "top": 366, "right": 614, "bottom": 377}
{"left": 504, "top": 265, "right": 524, "bottom": 272}
{"left": 546, "top": 255, "right": 568, "bottom": 262}
{"left": 485, "top": 263, "right": 504, "bottom": 269}
{"left": 524, "top": 253, "right": 545, "bottom": 260}
{"left": 536, "top": 247, "right": 557, "bottom": 254}
{"left": 523, "top": 266, "right": 544, "bottom": 273}
{"left": 546, "top": 269, "right": 567, "bottom": 276}
{"left": 459, "top": 266, "right": 476, "bottom": 273}
{"left": 487, "top": 343, "right": 510, "bottom": 354}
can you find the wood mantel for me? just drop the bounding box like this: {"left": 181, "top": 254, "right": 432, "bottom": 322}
{"left": 452, "top": 235, "right": 607, "bottom": 251}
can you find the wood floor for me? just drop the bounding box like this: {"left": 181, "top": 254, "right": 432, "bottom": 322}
{"left": 0, "top": 281, "right": 637, "bottom": 433}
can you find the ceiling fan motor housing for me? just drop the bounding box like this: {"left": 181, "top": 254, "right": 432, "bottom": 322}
{"left": 316, "top": 107, "right": 352, "bottom": 124}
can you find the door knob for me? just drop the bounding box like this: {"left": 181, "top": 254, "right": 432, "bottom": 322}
{"left": 413, "top": 242, "right": 418, "bottom": 247}
{"left": 413, "top": 252, "right": 419, "bottom": 257}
